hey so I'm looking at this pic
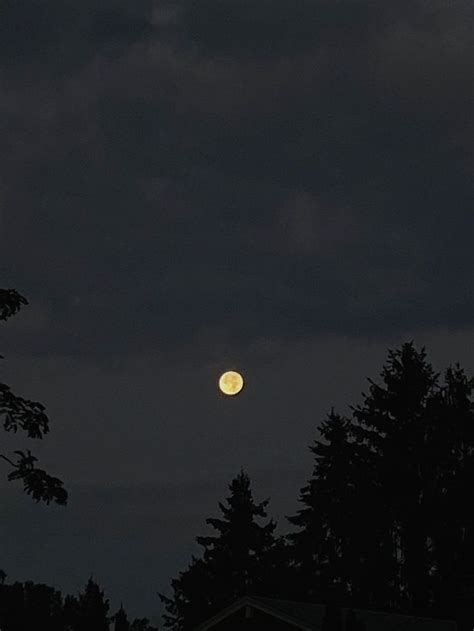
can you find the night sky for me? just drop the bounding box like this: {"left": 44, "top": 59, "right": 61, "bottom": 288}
{"left": 1, "top": 0, "right": 473, "bottom": 625}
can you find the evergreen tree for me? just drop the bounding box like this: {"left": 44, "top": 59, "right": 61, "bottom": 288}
{"left": 254, "top": 533, "right": 300, "bottom": 600}
{"left": 113, "top": 603, "right": 130, "bottom": 631}
{"left": 285, "top": 342, "right": 474, "bottom": 620}
{"left": 22, "top": 581, "right": 64, "bottom": 630}
{"left": 159, "top": 469, "right": 280, "bottom": 629}
{"left": 75, "top": 577, "right": 110, "bottom": 631}
{"left": 62, "top": 594, "right": 80, "bottom": 631}
{"left": 0, "top": 577, "right": 157, "bottom": 631}
{"left": 286, "top": 411, "right": 350, "bottom": 603}
{"left": 427, "top": 364, "right": 474, "bottom": 625}
{"left": 195, "top": 469, "right": 277, "bottom": 597}
{"left": 286, "top": 410, "right": 387, "bottom": 608}
{"left": 0, "top": 580, "right": 64, "bottom": 631}
{"left": 0, "top": 582, "right": 27, "bottom": 631}
{"left": 350, "top": 343, "right": 439, "bottom": 612}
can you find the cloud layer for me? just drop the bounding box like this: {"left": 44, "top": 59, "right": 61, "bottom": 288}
{"left": 1, "top": 0, "right": 472, "bottom": 359}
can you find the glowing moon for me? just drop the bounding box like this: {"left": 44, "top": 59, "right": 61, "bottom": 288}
{"left": 218, "top": 370, "right": 244, "bottom": 396}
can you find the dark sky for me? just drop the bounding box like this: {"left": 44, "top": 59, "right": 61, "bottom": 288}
{"left": 1, "top": 0, "right": 473, "bottom": 624}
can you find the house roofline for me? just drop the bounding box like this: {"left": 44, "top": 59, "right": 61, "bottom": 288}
{"left": 194, "top": 595, "right": 457, "bottom": 631}
{"left": 194, "top": 595, "right": 315, "bottom": 631}
{"left": 260, "top": 596, "right": 457, "bottom": 626}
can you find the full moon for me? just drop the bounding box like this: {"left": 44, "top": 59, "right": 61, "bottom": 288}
{"left": 218, "top": 370, "right": 244, "bottom": 396}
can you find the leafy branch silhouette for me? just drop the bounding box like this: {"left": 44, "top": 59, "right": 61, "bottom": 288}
{"left": 0, "top": 288, "right": 67, "bottom": 505}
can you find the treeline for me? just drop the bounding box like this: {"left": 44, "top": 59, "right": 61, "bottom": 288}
{"left": 0, "top": 576, "right": 157, "bottom": 631}
{"left": 160, "top": 343, "right": 474, "bottom": 631}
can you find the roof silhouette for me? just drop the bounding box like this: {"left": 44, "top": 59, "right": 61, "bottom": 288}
{"left": 194, "top": 595, "right": 458, "bottom": 630}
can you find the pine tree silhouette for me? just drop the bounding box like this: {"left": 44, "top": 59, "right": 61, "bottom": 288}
{"left": 0, "top": 577, "right": 157, "bottom": 631}
{"left": 285, "top": 342, "right": 474, "bottom": 623}
{"left": 0, "top": 581, "right": 25, "bottom": 631}
{"left": 351, "top": 343, "right": 439, "bottom": 612}
{"left": 22, "top": 581, "right": 64, "bottom": 630}
{"left": 427, "top": 364, "right": 474, "bottom": 624}
{"left": 159, "top": 468, "right": 280, "bottom": 630}
{"left": 286, "top": 410, "right": 382, "bottom": 607}
{"left": 62, "top": 594, "right": 79, "bottom": 631}
{"left": 75, "top": 577, "right": 110, "bottom": 631}
{"left": 113, "top": 603, "right": 130, "bottom": 631}
{"left": 0, "top": 580, "right": 65, "bottom": 631}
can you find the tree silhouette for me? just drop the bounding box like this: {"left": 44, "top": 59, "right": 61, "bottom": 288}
{"left": 426, "top": 364, "right": 474, "bottom": 625}
{"left": 286, "top": 410, "right": 348, "bottom": 603}
{"left": 350, "top": 343, "right": 440, "bottom": 612}
{"left": 113, "top": 603, "right": 130, "bottom": 631}
{"left": 74, "top": 577, "right": 110, "bottom": 631}
{"left": 254, "top": 531, "right": 299, "bottom": 600}
{"left": 0, "top": 576, "right": 158, "bottom": 631}
{"left": 349, "top": 342, "right": 474, "bottom": 617}
{"left": 22, "top": 581, "right": 64, "bottom": 630}
{"left": 159, "top": 468, "right": 282, "bottom": 629}
{"left": 286, "top": 342, "right": 474, "bottom": 624}
{"left": 286, "top": 409, "right": 390, "bottom": 608}
{"left": 0, "top": 288, "right": 67, "bottom": 504}
{"left": 0, "top": 580, "right": 63, "bottom": 631}
{"left": 0, "top": 581, "right": 25, "bottom": 631}
{"left": 62, "top": 593, "right": 80, "bottom": 631}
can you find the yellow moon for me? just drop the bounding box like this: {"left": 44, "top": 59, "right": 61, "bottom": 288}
{"left": 218, "top": 370, "right": 244, "bottom": 396}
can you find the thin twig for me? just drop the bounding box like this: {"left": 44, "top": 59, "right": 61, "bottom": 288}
{"left": 0, "top": 453, "right": 18, "bottom": 468}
